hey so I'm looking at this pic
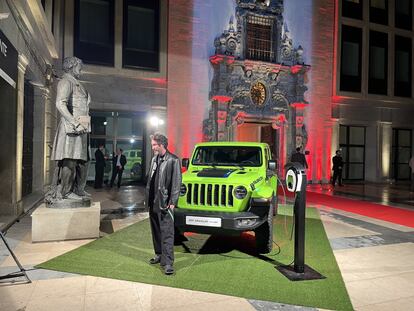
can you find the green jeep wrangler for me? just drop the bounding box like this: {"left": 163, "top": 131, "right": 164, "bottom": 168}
{"left": 175, "top": 142, "right": 278, "bottom": 254}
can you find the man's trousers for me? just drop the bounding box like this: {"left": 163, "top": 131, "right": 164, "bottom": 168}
{"left": 94, "top": 165, "right": 104, "bottom": 188}
{"left": 149, "top": 208, "right": 174, "bottom": 266}
{"left": 110, "top": 167, "right": 123, "bottom": 188}
{"left": 332, "top": 169, "right": 343, "bottom": 186}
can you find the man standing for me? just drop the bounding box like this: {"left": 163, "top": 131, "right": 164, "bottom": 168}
{"left": 145, "top": 133, "right": 182, "bottom": 275}
{"left": 110, "top": 148, "right": 127, "bottom": 188}
{"left": 332, "top": 150, "right": 344, "bottom": 187}
{"left": 94, "top": 144, "right": 106, "bottom": 189}
{"left": 46, "top": 56, "right": 91, "bottom": 204}
{"left": 409, "top": 155, "right": 414, "bottom": 192}
{"left": 290, "top": 147, "right": 308, "bottom": 169}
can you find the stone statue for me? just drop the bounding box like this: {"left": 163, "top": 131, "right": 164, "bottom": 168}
{"left": 45, "top": 57, "right": 91, "bottom": 207}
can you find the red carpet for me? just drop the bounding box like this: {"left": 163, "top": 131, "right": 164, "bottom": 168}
{"left": 279, "top": 188, "right": 414, "bottom": 228}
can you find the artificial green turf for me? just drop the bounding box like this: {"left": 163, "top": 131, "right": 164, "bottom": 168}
{"left": 37, "top": 205, "right": 353, "bottom": 310}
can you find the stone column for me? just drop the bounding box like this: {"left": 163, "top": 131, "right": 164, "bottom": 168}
{"left": 114, "top": 0, "right": 123, "bottom": 69}
{"left": 44, "top": 87, "right": 56, "bottom": 189}
{"left": 378, "top": 122, "right": 392, "bottom": 181}
{"left": 13, "top": 54, "right": 29, "bottom": 215}
{"left": 32, "top": 86, "right": 48, "bottom": 193}
{"left": 307, "top": 0, "right": 335, "bottom": 183}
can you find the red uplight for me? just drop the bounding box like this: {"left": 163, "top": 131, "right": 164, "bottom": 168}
{"left": 290, "top": 65, "right": 302, "bottom": 74}
{"left": 278, "top": 114, "right": 286, "bottom": 122}
{"left": 209, "top": 55, "right": 235, "bottom": 65}
{"left": 290, "top": 102, "right": 307, "bottom": 109}
{"left": 212, "top": 95, "right": 232, "bottom": 103}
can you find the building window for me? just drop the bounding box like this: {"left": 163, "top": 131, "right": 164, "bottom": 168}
{"left": 123, "top": 0, "right": 160, "bottom": 71}
{"left": 340, "top": 25, "right": 362, "bottom": 92}
{"left": 74, "top": 0, "right": 115, "bottom": 66}
{"left": 368, "top": 31, "right": 388, "bottom": 95}
{"left": 342, "top": 0, "right": 363, "bottom": 20}
{"left": 246, "top": 15, "right": 274, "bottom": 62}
{"left": 370, "top": 0, "right": 388, "bottom": 25}
{"left": 395, "top": 0, "right": 412, "bottom": 30}
{"left": 391, "top": 129, "right": 412, "bottom": 180}
{"left": 339, "top": 125, "right": 366, "bottom": 180}
{"left": 394, "top": 36, "right": 412, "bottom": 97}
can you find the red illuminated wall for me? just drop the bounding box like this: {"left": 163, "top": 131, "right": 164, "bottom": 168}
{"left": 166, "top": 1, "right": 209, "bottom": 159}
{"left": 306, "top": 0, "right": 336, "bottom": 183}
{"left": 167, "top": 0, "right": 337, "bottom": 183}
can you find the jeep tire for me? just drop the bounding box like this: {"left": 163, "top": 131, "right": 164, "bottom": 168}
{"left": 272, "top": 194, "right": 278, "bottom": 216}
{"left": 174, "top": 226, "right": 187, "bottom": 245}
{"left": 255, "top": 206, "right": 273, "bottom": 254}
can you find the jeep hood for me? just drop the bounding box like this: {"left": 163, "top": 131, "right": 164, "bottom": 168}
{"left": 183, "top": 167, "right": 262, "bottom": 184}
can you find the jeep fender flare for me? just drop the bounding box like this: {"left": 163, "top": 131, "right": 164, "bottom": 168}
{"left": 250, "top": 185, "right": 273, "bottom": 202}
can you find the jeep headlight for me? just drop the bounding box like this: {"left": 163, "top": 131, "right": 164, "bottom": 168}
{"left": 234, "top": 186, "right": 247, "bottom": 199}
{"left": 180, "top": 184, "right": 187, "bottom": 196}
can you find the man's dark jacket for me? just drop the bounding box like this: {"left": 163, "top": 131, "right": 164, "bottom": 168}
{"left": 332, "top": 155, "right": 343, "bottom": 171}
{"left": 145, "top": 151, "right": 182, "bottom": 213}
{"left": 95, "top": 149, "right": 106, "bottom": 168}
{"left": 290, "top": 151, "right": 308, "bottom": 169}
{"left": 112, "top": 154, "right": 127, "bottom": 170}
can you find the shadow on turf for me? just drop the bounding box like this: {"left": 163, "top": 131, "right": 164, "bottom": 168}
{"left": 175, "top": 232, "right": 288, "bottom": 267}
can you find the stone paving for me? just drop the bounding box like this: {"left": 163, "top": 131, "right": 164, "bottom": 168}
{"left": 0, "top": 183, "right": 413, "bottom": 310}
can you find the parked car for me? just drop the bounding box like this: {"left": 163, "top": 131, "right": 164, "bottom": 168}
{"left": 123, "top": 149, "right": 143, "bottom": 180}
{"left": 175, "top": 142, "right": 278, "bottom": 254}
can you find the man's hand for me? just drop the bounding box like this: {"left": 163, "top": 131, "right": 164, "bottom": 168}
{"left": 168, "top": 205, "right": 175, "bottom": 210}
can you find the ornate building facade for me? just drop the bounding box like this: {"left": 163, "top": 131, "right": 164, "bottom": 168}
{"left": 204, "top": 0, "right": 309, "bottom": 173}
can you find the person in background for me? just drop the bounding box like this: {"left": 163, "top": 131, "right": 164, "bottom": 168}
{"left": 409, "top": 155, "right": 414, "bottom": 192}
{"left": 145, "top": 133, "right": 182, "bottom": 275}
{"left": 332, "top": 150, "right": 344, "bottom": 187}
{"left": 110, "top": 148, "right": 127, "bottom": 189}
{"left": 290, "top": 147, "right": 308, "bottom": 169}
{"left": 94, "top": 144, "right": 106, "bottom": 189}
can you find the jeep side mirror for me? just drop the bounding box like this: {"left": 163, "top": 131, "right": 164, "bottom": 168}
{"left": 268, "top": 160, "right": 276, "bottom": 171}
{"left": 182, "top": 158, "right": 189, "bottom": 169}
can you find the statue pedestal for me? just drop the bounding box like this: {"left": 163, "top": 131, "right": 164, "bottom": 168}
{"left": 31, "top": 202, "right": 101, "bottom": 242}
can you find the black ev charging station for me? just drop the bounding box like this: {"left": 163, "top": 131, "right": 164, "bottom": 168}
{"left": 276, "top": 162, "right": 325, "bottom": 281}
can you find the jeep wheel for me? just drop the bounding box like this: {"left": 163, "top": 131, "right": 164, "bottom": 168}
{"left": 272, "top": 194, "right": 278, "bottom": 216}
{"left": 174, "top": 226, "right": 187, "bottom": 244}
{"left": 255, "top": 206, "right": 273, "bottom": 254}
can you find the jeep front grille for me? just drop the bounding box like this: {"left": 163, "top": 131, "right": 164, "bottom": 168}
{"left": 186, "top": 183, "right": 234, "bottom": 207}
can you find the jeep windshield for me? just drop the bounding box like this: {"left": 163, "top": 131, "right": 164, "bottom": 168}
{"left": 192, "top": 146, "right": 262, "bottom": 167}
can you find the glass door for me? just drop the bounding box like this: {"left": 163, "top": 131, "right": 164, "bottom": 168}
{"left": 391, "top": 129, "right": 412, "bottom": 180}
{"left": 339, "top": 125, "right": 366, "bottom": 180}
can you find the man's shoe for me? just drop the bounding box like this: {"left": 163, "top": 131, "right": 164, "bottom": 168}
{"left": 164, "top": 265, "right": 174, "bottom": 275}
{"left": 149, "top": 255, "right": 161, "bottom": 265}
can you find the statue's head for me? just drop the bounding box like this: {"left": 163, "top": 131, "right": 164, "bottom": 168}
{"left": 62, "top": 57, "right": 83, "bottom": 78}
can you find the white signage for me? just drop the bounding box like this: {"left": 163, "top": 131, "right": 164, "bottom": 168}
{"left": 186, "top": 216, "right": 222, "bottom": 228}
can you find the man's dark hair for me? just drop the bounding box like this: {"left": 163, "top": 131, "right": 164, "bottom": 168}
{"left": 336, "top": 150, "right": 341, "bottom": 154}
{"left": 296, "top": 147, "right": 301, "bottom": 152}
{"left": 150, "top": 132, "right": 168, "bottom": 149}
